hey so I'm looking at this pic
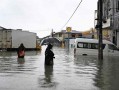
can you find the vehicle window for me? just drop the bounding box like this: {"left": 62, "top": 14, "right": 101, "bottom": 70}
{"left": 83, "top": 43, "right": 88, "bottom": 48}
{"left": 88, "top": 43, "right": 92, "bottom": 49}
{"left": 108, "top": 44, "right": 118, "bottom": 50}
{"left": 77, "top": 42, "right": 105, "bottom": 50}
{"left": 91, "top": 43, "right": 98, "bottom": 49}
{"left": 77, "top": 42, "right": 88, "bottom": 48}
{"left": 77, "top": 42, "right": 83, "bottom": 48}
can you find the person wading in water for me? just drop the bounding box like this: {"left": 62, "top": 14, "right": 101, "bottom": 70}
{"left": 17, "top": 43, "right": 25, "bottom": 58}
{"left": 45, "top": 44, "right": 55, "bottom": 65}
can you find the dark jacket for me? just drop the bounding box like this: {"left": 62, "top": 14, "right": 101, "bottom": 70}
{"left": 45, "top": 44, "right": 54, "bottom": 65}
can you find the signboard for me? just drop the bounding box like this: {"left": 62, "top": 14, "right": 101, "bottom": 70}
{"left": 66, "top": 27, "right": 72, "bottom": 32}
{"left": 103, "top": 18, "right": 110, "bottom": 28}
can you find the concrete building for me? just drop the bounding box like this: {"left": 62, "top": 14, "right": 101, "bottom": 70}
{"left": 96, "top": 0, "right": 119, "bottom": 47}
{"left": 95, "top": 8, "right": 112, "bottom": 42}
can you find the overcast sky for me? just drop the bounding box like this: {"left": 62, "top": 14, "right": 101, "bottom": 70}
{"left": 0, "top": 0, "right": 98, "bottom": 38}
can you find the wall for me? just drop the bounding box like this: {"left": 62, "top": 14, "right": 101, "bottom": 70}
{"left": 12, "top": 30, "right": 36, "bottom": 49}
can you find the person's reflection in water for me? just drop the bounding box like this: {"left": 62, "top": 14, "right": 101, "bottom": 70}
{"left": 39, "top": 65, "right": 55, "bottom": 88}
{"left": 44, "top": 65, "right": 53, "bottom": 85}
{"left": 39, "top": 65, "right": 58, "bottom": 88}
{"left": 17, "top": 58, "right": 25, "bottom": 64}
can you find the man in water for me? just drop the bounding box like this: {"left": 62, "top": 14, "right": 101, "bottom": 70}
{"left": 45, "top": 44, "right": 55, "bottom": 65}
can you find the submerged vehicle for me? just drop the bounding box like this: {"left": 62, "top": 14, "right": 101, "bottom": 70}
{"left": 74, "top": 38, "right": 119, "bottom": 56}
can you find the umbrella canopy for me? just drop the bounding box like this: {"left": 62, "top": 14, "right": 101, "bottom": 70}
{"left": 40, "top": 37, "right": 61, "bottom": 46}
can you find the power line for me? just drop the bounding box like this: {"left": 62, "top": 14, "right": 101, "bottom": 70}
{"left": 61, "top": 0, "right": 83, "bottom": 30}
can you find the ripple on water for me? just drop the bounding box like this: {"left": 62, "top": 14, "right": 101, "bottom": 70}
{"left": 1, "top": 48, "right": 114, "bottom": 90}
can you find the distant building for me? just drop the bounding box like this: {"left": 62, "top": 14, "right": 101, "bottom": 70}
{"left": 41, "top": 29, "right": 82, "bottom": 47}
{"left": 81, "top": 28, "right": 96, "bottom": 39}
{"left": 53, "top": 30, "right": 82, "bottom": 41}
{"left": 53, "top": 30, "right": 82, "bottom": 47}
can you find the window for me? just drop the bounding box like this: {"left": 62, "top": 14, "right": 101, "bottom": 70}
{"left": 77, "top": 42, "right": 83, "bottom": 48}
{"left": 107, "top": 1, "right": 110, "bottom": 18}
{"left": 72, "top": 34, "right": 75, "bottom": 38}
{"left": 83, "top": 43, "right": 88, "bottom": 48}
{"left": 91, "top": 43, "right": 98, "bottom": 49}
{"left": 59, "top": 33, "right": 62, "bottom": 37}
{"left": 116, "top": 0, "right": 119, "bottom": 12}
{"left": 77, "top": 42, "right": 106, "bottom": 50}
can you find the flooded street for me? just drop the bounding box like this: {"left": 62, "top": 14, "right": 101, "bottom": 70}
{"left": 0, "top": 46, "right": 119, "bottom": 90}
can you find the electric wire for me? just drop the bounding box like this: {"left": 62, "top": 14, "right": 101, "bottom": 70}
{"left": 61, "top": 0, "right": 83, "bottom": 30}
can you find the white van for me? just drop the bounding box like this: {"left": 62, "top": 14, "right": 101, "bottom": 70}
{"left": 74, "top": 38, "right": 119, "bottom": 56}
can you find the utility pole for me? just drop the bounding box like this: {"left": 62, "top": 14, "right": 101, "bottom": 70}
{"left": 97, "top": 0, "right": 103, "bottom": 60}
{"left": 51, "top": 29, "right": 53, "bottom": 37}
{"left": 66, "top": 27, "right": 72, "bottom": 49}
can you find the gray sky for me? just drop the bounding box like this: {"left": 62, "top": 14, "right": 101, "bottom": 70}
{"left": 0, "top": 0, "right": 98, "bottom": 38}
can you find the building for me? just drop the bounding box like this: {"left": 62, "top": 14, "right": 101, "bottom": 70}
{"left": 96, "top": 0, "right": 119, "bottom": 47}
{"left": 95, "top": 7, "right": 112, "bottom": 42}
{"left": 81, "top": 28, "right": 96, "bottom": 39}
{"left": 53, "top": 30, "right": 82, "bottom": 41}
{"left": 53, "top": 30, "right": 82, "bottom": 47}
{"left": 40, "top": 29, "right": 82, "bottom": 47}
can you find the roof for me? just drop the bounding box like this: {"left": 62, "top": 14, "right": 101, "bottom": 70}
{"left": 61, "top": 30, "right": 81, "bottom": 34}
{"left": 0, "top": 26, "right": 7, "bottom": 30}
{"left": 0, "top": 26, "right": 12, "bottom": 31}
{"left": 75, "top": 38, "right": 113, "bottom": 44}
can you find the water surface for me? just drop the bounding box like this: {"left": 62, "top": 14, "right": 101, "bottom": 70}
{"left": 0, "top": 46, "right": 119, "bottom": 90}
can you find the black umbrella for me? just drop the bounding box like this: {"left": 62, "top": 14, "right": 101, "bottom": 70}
{"left": 41, "top": 37, "right": 61, "bottom": 46}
